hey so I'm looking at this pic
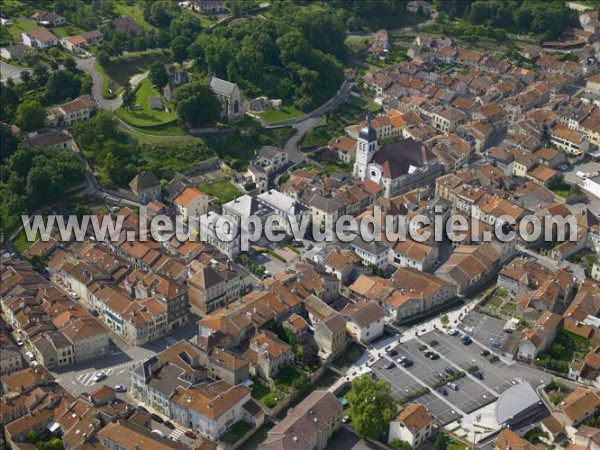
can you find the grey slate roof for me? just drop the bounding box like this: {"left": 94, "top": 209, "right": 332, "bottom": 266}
{"left": 210, "top": 76, "right": 237, "bottom": 97}
{"left": 258, "top": 146, "right": 284, "bottom": 159}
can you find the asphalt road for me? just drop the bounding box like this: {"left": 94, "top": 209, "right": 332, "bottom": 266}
{"left": 75, "top": 56, "right": 123, "bottom": 111}
{"left": 1, "top": 61, "right": 29, "bottom": 83}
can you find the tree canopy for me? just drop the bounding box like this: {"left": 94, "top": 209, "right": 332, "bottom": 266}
{"left": 189, "top": 3, "right": 345, "bottom": 111}
{"left": 172, "top": 82, "right": 221, "bottom": 126}
{"left": 346, "top": 375, "right": 397, "bottom": 439}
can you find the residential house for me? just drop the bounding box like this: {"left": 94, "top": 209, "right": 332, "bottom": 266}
{"left": 328, "top": 136, "right": 356, "bottom": 163}
{"left": 313, "top": 312, "right": 347, "bottom": 362}
{"left": 31, "top": 10, "right": 65, "bottom": 26}
{"left": 22, "top": 28, "right": 58, "bottom": 49}
{"left": 0, "top": 43, "right": 29, "bottom": 61}
{"left": 494, "top": 428, "right": 536, "bottom": 450}
{"left": 97, "top": 420, "right": 199, "bottom": 450}
{"left": 435, "top": 244, "right": 501, "bottom": 296}
{"left": 388, "top": 404, "right": 434, "bottom": 449}
{"left": 261, "top": 391, "right": 342, "bottom": 450}
{"left": 170, "top": 381, "right": 253, "bottom": 441}
{"left": 391, "top": 239, "right": 438, "bottom": 271}
{"left": 129, "top": 170, "right": 161, "bottom": 204}
{"left": 283, "top": 313, "right": 309, "bottom": 343}
{"left": 31, "top": 330, "right": 74, "bottom": 368}
{"left": 341, "top": 301, "right": 385, "bottom": 343}
{"left": 322, "top": 248, "right": 360, "bottom": 284}
{"left": 23, "top": 129, "right": 74, "bottom": 150}
{"left": 47, "top": 95, "right": 98, "bottom": 127}
{"left": 81, "top": 30, "right": 103, "bottom": 46}
{"left": 350, "top": 238, "right": 390, "bottom": 269}
{"left": 173, "top": 187, "right": 210, "bottom": 224}
{"left": 62, "top": 35, "right": 86, "bottom": 53}
{"left": 112, "top": 17, "right": 141, "bottom": 35}
{"left": 553, "top": 388, "right": 600, "bottom": 427}
{"left": 517, "top": 312, "right": 562, "bottom": 360}
{"left": 550, "top": 126, "right": 590, "bottom": 156}
{"left": 60, "top": 316, "right": 109, "bottom": 363}
{"left": 253, "top": 146, "right": 288, "bottom": 174}
{"left": 187, "top": 263, "right": 245, "bottom": 315}
{"left": 244, "top": 330, "right": 294, "bottom": 381}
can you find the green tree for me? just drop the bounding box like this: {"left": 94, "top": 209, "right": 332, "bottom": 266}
{"left": 172, "top": 81, "right": 220, "bottom": 126}
{"left": 440, "top": 314, "right": 449, "bottom": 326}
{"left": 0, "top": 124, "right": 19, "bottom": 161}
{"left": 44, "top": 70, "right": 82, "bottom": 104}
{"left": 170, "top": 36, "right": 189, "bottom": 66}
{"left": 97, "top": 50, "right": 110, "bottom": 68}
{"left": 33, "top": 64, "right": 49, "bottom": 86}
{"left": 149, "top": 62, "right": 169, "bottom": 88}
{"left": 390, "top": 440, "right": 412, "bottom": 450}
{"left": 122, "top": 82, "right": 137, "bottom": 110}
{"left": 346, "top": 374, "right": 396, "bottom": 439}
{"left": 433, "top": 432, "right": 450, "bottom": 450}
{"left": 63, "top": 55, "right": 77, "bottom": 72}
{"left": 0, "top": 83, "right": 19, "bottom": 122}
{"left": 16, "top": 100, "right": 46, "bottom": 132}
{"left": 20, "top": 70, "right": 32, "bottom": 87}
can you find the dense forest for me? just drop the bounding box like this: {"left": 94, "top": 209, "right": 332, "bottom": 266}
{"left": 434, "top": 0, "right": 578, "bottom": 40}
{"left": 190, "top": 4, "right": 346, "bottom": 111}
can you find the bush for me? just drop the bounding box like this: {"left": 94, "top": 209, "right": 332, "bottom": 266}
{"left": 261, "top": 393, "right": 278, "bottom": 408}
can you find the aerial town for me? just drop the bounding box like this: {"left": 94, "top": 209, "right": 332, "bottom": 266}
{"left": 0, "top": 1, "right": 599, "bottom": 450}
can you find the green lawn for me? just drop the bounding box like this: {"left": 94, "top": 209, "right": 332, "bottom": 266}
{"left": 106, "top": 51, "right": 165, "bottom": 87}
{"left": 129, "top": 122, "right": 188, "bottom": 136}
{"left": 250, "top": 379, "right": 271, "bottom": 401}
{"left": 199, "top": 180, "right": 242, "bottom": 204}
{"left": 13, "top": 229, "right": 39, "bottom": 254}
{"left": 95, "top": 61, "right": 118, "bottom": 99}
{"left": 51, "top": 25, "right": 85, "bottom": 38}
{"left": 116, "top": 78, "right": 177, "bottom": 128}
{"left": 260, "top": 106, "right": 304, "bottom": 123}
{"left": 113, "top": 3, "right": 153, "bottom": 29}
{"left": 6, "top": 18, "right": 37, "bottom": 42}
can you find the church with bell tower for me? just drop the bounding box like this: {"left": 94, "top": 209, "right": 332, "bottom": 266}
{"left": 351, "top": 114, "right": 442, "bottom": 198}
{"left": 353, "top": 114, "right": 378, "bottom": 180}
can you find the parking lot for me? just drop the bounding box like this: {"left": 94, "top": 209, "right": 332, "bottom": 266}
{"left": 368, "top": 325, "right": 553, "bottom": 426}
{"left": 458, "top": 311, "right": 513, "bottom": 352}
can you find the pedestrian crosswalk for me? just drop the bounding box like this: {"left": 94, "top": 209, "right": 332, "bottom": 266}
{"left": 75, "top": 359, "right": 146, "bottom": 386}
{"left": 169, "top": 428, "right": 184, "bottom": 441}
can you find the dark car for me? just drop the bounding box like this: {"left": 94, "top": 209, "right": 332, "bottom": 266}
{"left": 423, "top": 350, "right": 433, "bottom": 357}
{"left": 472, "top": 370, "right": 484, "bottom": 380}
{"left": 151, "top": 414, "right": 164, "bottom": 424}
{"left": 291, "top": 241, "right": 304, "bottom": 248}
{"left": 384, "top": 361, "right": 396, "bottom": 370}
{"left": 372, "top": 373, "right": 379, "bottom": 381}
{"left": 388, "top": 349, "right": 398, "bottom": 357}
{"left": 480, "top": 349, "right": 490, "bottom": 357}
{"left": 491, "top": 340, "right": 502, "bottom": 349}
{"left": 185, "top": 430, "right": 197, "bottom": 439}
{"left": 429, "top": 352, "right": 440, "bottom": 360}
{"left": 402, "top": 359, "right": 413, "bottom": 368}
{"left": 445, "top": 367, "right": 455, "bottom": 376}
{"left": 164, "top": 421, "right": 175, "bottom": 430}
{"left": 434, "top": 372, "right": 445, "bottom": 381}
{"left": 437, "top": 387, "right": 448, "bottom": 396}
{"left": 461, "top": 335, "right": 472, "bottom": 345}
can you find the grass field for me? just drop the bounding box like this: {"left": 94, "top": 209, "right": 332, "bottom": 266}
{"left": 95, "top": 61, "right": 118, "bottom": 99}
{"left": 51, "top": 25, "right": 85, "bottom": 38}
{"left": 129, "top": 122, "right": 188, "bottom": 137}
{"left": 116, "top": 78, "right": 177, "bottom": 128}
{"left": 105, "top": 50, "right": 165, "bottom": 88}
{"left": 113, "top": 3, "right": 153, "bottom": 29}
{"left": 198, "top": 180, "right": 242, "bottom": 204}
{"left": 259, "top": 106, "right": 304, "bottom": 123}
{"left": 6, "top": 19, "right": 37, "bottom": 42}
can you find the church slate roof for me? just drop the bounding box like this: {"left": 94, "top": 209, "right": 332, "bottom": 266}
{"left": 371, "top": 138, "right": 437, "bottom": 179}
{"left": 210, "top": 76, "right": 237, "bottom": 97}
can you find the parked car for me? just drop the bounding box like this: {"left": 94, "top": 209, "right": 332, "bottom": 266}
{"left": 429, "top": 352, "right": 440, "bottom": 360}
{"left": 68, "top": 291, "right": 79, "bottom": 300}
{"left": 388, "top": 349, "right": 398, "bottom": 357}
{"left": 31, "top": 361, "right": 40, "bottom": 368}
{"left": 503, "top": 328, "right": 513, "bottom": 334}
{"left": 185, "top": 430, "right": 197, "bottom": 439}
{"left": 114, "top": 384, "right": 126, "bottom": 392}
{"left": 434, "top": 372, "right": 445, "bottom": 381}
{"left": 491, "top": 340, "right": 502, "bottom": 349}
{"left": 437, "top": 387, "right": 448, "bottom": 396}
{"left": 480, "top": 349, "right": 490, "bottom": 357}
{"left": 447, "top": 382, "right": 459, "bottom": 390}
{"left": 447, "top": 328, "right": 459, "bottom": 336}
{"left": 401, "top": 359, "right": 413, "bottom": 368}
{"left": 291, "top": 241, "right": 304, "bottom": 248}
{"left": 396, "top": 356, "right": 407, "bottom": 364}
{"left": 472, "top": 370, "right": 484, "bottom": 380}
{"left": 384, "top": 361, "right": 396, "bottom": 370}
{"left": 164, "top": 421, "right": 175, "bottom": 430}
{"left": 461, "top": 335, "right": 472, "bottom": 345}
{"left": 151, "top": 430, "right": 164, "bottom": 438}
{"left": 151, "top": 414, "right": 164, "bottom": 424}
{"left": 16, "top": 339, "right": 24, "bottom": 347}
{"left": 444, "top": 367, "right": 455, "bottom": 376}
{"left": 92, "top": 372, "right": 106, "bottom": 382}
{"left": 25, "top": 351, "right": 35, "bottom": 361}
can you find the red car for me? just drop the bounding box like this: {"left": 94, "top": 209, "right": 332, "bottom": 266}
{"left": 185, "top": 431, "right": 197, "bottom": 440}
